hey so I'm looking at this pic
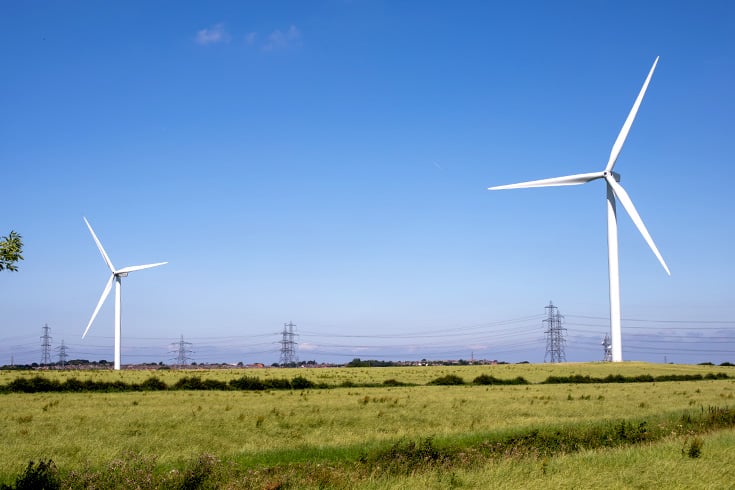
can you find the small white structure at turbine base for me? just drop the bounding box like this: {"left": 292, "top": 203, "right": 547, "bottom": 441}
{"left": 489, "top": 57, "right": 670, "bottom": 362}
{"left": 82, "top": 217, "right": 167, "bottom": 370}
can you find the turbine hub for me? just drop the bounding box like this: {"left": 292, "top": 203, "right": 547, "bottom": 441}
{"left": 603, "top": 170, "right": 621, "bottom": 182}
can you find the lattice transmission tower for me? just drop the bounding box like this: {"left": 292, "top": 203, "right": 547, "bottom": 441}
{"left": 279, "top": 321, "right": 298, "bottom": 366}
{"left": 544, "top": 301, "right": 567, "bottom": 363}
{"left": 56, "top": 340, "right": 69, "bottom": 367}
{"left": 40, "top": 323, "right": 53, "bottom": 365}
{"left": 602, "top": 334, "right": 612, "bottom": 362}
{"left": 170, "top": 334, "right": 194, "bottom": 367}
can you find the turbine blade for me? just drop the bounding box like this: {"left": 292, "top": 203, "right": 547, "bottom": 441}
{"left": 83, "top": 217, "right": 116, "bottom": 272}
{"left": 605, "top": 175, "right": 670, "bottom": 275}
{"left": 116, "top": 262, "right": 168, "bottom": 274}
{"left": 83, "top": 274, "right": 114, "bottom": 338}
{"left": 605, "top": 57, "right": 659, "bottom": 172}
{"left": 489, "top": 171, "right": 604, "bottom": 190}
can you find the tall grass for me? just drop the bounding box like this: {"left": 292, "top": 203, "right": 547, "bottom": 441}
{"left": 2, "top": 361, "right": 732, "bottom": 386}
{"left": 2, "top": 379, "right": 734, "bottom": 476}
{"left": 1, "top": 363, "right": 734, "bottom": 487}
{"left": 2, "top": 411, "right": 734, "bottom": 488}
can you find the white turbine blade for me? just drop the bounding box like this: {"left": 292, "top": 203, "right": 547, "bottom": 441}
{"left": 83, "top": 217, "right": 116, "bottom": 272}
{"left": 83, "top": 274, "right": 114, "bottom": 338}
{"left": 605, "top": 57, "right": 659, "bottom": 172}
{"left": 489, "top": 171, "right": 604, "bottom": 190}
{"left": 116, "top": 261, "right": 168, "bottom": 274}
{"left": 605, "top": 174, "right": 670, "bottom": 275}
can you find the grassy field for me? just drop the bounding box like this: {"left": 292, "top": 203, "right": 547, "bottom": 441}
{"left": 1, "top": 362, "right": 734, "bottom": 488}
{"left": 2, "top": 361, "right": 732, "bottom": 385}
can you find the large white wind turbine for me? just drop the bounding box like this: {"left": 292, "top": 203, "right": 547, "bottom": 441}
{"left": 82, "top": 217, "right": 167, "bottom": 370}
{"left": 489, "top": 57, "right": 669, "bottom": 362}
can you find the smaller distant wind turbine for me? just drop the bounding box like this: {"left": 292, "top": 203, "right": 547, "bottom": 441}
{"left": 489, "top": 57, "right": 670, "bottom": 362}
{"left": 82, "top": 217, "right": 167, "bottom": 370}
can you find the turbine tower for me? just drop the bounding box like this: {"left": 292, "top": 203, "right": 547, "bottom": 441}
{"left": 489, "top": 57, "right": 670, "bottom": 362}
{"left": 82, "top": 217, "right": 167, "bottom": 370}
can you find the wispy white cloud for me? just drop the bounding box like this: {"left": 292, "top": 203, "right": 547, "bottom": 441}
{"left": 195, "top": 23, "right": 230, "bottom": 45}
{"left": 262, "top": 25, "right": 301, "bottom": 51}
{"left": 196, "top": 23, "right": 301, "bottom": 51}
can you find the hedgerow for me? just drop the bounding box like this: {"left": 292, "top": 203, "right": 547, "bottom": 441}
{"left": 0, "top": 371, "right": 729, "bottom": 394}
{"left": 473, "top": 374, "right": 529, "bottom": 385}
{"left": 542, "top": 372, "right": 729, "bottom": 384}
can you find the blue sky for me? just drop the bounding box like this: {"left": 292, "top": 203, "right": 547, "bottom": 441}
{"left": 2, "top": 1, "right": 733, "bottom": 366}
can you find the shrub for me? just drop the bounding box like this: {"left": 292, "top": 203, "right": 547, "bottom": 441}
{"left": 60, "top": 378, "right": 84, "bottom": 392}
{"left": 267, "top": 378, "right": 293, "bottom": 390}
{"left": 229, "top": 376, "right": 266, "bottom": 391}
{"left": 684, "top": 437, "right": 703, "bottom": 458}
{"left": 428, "top": 374, "right": 465, "bottom": 386}
{"left": 201, "top": 379, "right": 229, "bottom": 390}
{"left": 472, "top": 374, "right": 528, "bottom": 385}
{"left": 178, "top": 453, "right": 219, "bottom": 490}
{"left": 8, "top": 377, "right": 60, "bottom": 393}
{"left": 383, "top": 378, "right": 407, "bottom": 387}
{"left": 291, "top": 376, "right": 314, "bottom": 390}
{"left": 0, "top": 460, "right": 60, "bottom": 490}
{"left": 174, "top": 377, "right": 213, "bottom": 390}
{"left": 139, "top": 376, "right": 168, "bottom": 391}
{"left": 368, "top": 437, "right": 449, "bottom": 474}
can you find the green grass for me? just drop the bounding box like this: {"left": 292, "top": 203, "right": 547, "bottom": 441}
{"left": 1, "top": 363, "right": 734, "bottom": 488}
{"left": 2, "top": 361, "right": 732, "bottom": 386}
{"left": 354, "top": 428, "right": 735, "bottom": 489}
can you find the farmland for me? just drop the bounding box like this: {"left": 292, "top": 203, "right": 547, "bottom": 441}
{"left": 1, "top": 362, "right": 734, "bottom": 488}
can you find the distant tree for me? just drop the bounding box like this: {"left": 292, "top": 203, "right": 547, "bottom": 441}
{"left": 0, "top": 231, "right": 23, "bottom": 272}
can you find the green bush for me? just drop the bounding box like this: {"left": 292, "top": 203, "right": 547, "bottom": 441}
{"left": 139, "top": 376, "right": 168, "bottom": 391}
{"left": 428, "top": 374, "right": 465, "bottom": 385}
{"left": 0, "top": 460, "right": 59, "bottom": 490}
{"left": 291, "top": 376, "right": 314, "bottom": 390}
{"left": 7, "top": 377, "right": 60, "bottom": 393}
{"left": 685, "top": 437, "right": 703, "bottom": 458}
{"left": 368, "top": 437, "right": 449, "bottom": 474}
{"left": 173, "top": 377, "right": 201, "bottom": 390}
{"left": 472, "top": 374, "right": 528, "bottom": 385}
{"left": 229, "top": 376, "right": 266, "bottom": 390}
{"left": 267, "top": 378, "right": 293, "bottom": 390}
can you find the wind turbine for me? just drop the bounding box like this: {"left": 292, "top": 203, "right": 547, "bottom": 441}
{"left": 82, "top": 217, "right": 167, "bottom": 370}
{"left": 489, "top": 57, "right": 670, "bottom": 362}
